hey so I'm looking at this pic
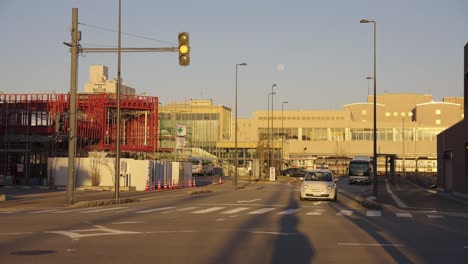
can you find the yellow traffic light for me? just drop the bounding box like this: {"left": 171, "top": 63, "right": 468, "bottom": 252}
{"left": 178, "top": 32, "right": 190, "bottom": 66}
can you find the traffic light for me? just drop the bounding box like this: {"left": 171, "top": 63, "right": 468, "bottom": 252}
{"left": 178, "top": 32, "right": 190, "bottom": 66}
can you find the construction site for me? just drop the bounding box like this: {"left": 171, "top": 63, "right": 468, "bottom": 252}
{"left": 0, "top": 93, "right": 160, "bottom": 186}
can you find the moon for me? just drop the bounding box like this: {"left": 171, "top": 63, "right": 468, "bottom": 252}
{"left": 276, "top": 64, "right": 285, "bottom": 72}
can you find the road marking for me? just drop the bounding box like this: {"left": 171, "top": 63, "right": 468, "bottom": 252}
{"left": 46, "top": 225, "right": 140, "bottom": 239}
{"left": 313, "top": 201, "right": 325, "bottom": 205}
{"left": 249, "top": 231, "right": 296, "bottom": 236}
{"left": 338, "top": 243, "right": 406, "bottom": 247}
{"left": 176, "top": 207, "right": 200, "bottom": 212}
{"left": 0, "top": 211, "right": 14, "bottom": 214}
{"left": 306, "top": 211, "right": 323, "bottom": 216}
{"left": 386, "top": 179, "right": 408, "bottom": 208}
{"left": 237, "top": 199, "right": 261, "bottom": 203}
{"left": 54, "top": 207, "right": 102, "bottom": 214}
{"left": 427, "top": 215, "right": 444, "bottom": 219}
{"left": 80, "top": 207, "right": 127, "bottom": 214}
{"left": 337, "top": 210, "right": 353, "bottom": 216}
{"left": 396, "top": 212, "right": 413, "bottom": 218}
{"left": 192, "top": 207, "right": 225, "bottom": 214}
{"left": 278, "top": 209, "right": 301, "bottom": 215}
{"left": 222, "top": 207, "right": 250, "bottom": 214}
{"left": 135, "top": 207, "right": 176, "bottom": 214}
{"left": 426, "top": 189, "right": 437, "bottom": 194}
{"left": 366, "top": 210, "right": 382, "bottom": 217}
{"left": 201, "top": 203, "right": 287, "bottom": 207}
{"left": 248, "top": 208, "right": 276, "bottom": 215}
{"left": 216, "top": 219, "right": 225, "bottom": 221}
{"left": 111, "top": 221, "right": 144, "bottom": 225}
{"left": 464, "top": 246, "right": 468, "bottom": 249}
{"left": 28, "top": 209, "right": 59, "bottom": 214}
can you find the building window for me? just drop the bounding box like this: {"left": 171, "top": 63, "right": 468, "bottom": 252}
{"left": 408, "top": 112, "right": 413, "bottom": 117}
{"left": 436, "top": 109, "right": 441, "bottom": 115}
{"left": 362, "top": 110, "right": 367, "bottom": 115}
{"left": 393, "top": 112, "right": 398, "bottom": 117}
{"left": 436, "top": 119, "right": 441, "bottom": 125}
{"left": 401, "top": 112, "right": 406, "bottom": 116}
{"left": 385, "top": 112, "right": 390, "bottom": 117}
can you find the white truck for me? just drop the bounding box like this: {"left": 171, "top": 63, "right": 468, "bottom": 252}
{"left": 348, "top": 156, "right": 373, "bottom": 185}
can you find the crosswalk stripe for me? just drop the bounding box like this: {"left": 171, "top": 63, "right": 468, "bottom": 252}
{"left": 54, "top": 208, "right": 101, "bottom": 214}
{"left": 427, "top": 215, "right": 444, "bottom": 219}
{"left": 337, "top": 210, "right": 353, "bottom": 216}
{"left": 222, "top": 208, "right": 250, "bottom": 214}
{"left": 176, "top": 207, "right": 200, "bottom": 212}
{"left": 278, "top": 209, "right": 301, "bottom": 215}
{"left": 248, "top": 208, "right": 276, "bottom": 215}
{"left": 135, "top": 207, "right": 176, "bottom": 214}
{"left": 306, "top": 211, "right": 323, "bottom": 216}
{"left": 192, "top": 207, "right": 225, "bottom": 214}
{"left": 80, "top": 207, "right": 127, "bottom": 214}
{"left": 366, "top": 210, "right": 382, "bottom": 217}
{"left": 28, "top": 209, "right": 59, "bottom": 214}
{"left": 396, "top": 213, "right": 413, "bottom": 218}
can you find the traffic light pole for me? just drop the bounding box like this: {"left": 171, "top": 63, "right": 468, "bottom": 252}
{"left": 64, "top": 8, "right": 188, "bottom": 204}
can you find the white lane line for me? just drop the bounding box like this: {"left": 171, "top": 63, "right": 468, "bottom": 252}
{"left": 464, "top": 246, "right": 468, "bottom": 249}
{"left": 427, "top": 215, "right": 445, "bottom": 219}
{"left": 216, "top": 219, "right": 225, "bottom": 221}
{"left": 249, "top": 231, "right": 296, "bottom": 236}
{"left": 306, "top": 211, "right": 323, "bottom": 216}
{"left": 54, "top": 207, "right": 101, "bottom": 214}
{"left": 80, "top": 207, "right": 127, "bottom": 214}
{"left": 221, "top": 207, "right": 250, "bottom": 214}
{"left": 28, "top": 209, "right": 59, "bottom": 214}
{"left": 0, "top": 211, "right": 14, "bottom": 214}
{"left": 192, "top": 207, "right": 225, "bottom": 214}
{"left": 111, "top": 221, "right": 144, "bottom": 225}
{"left": 366, "top": 210, "right": 382, "bottom": 217}
{"left": 313, "top": 201, "right": 325, "bottom": 205}
{"left": 248, "top": 208, "right": 276, "bottom": 215}
{"left": 396, "top": 212, "right": 413, "bottom": 218}
{"left": 338, "top": 243, "right": 406, "bottom": 247}
{"left": 278, "top": 209, "right": 301, "bottom": 215}
{"left": 386, "top": 179, "right": 408, "bottom": 208}
{"left": 237, "top": 199, "right": 261, "bottom": 203}
{"left": 135, "top": 207, "right": 176, "bottom": 214}
{"left": 176, "top": 207, "right": 200, "bottom": 212}
{"left": 337, "top": 210, "right": 353, "bottom": 216}
{"left": 426, "top": 189, "right": 437, "bottom": 194}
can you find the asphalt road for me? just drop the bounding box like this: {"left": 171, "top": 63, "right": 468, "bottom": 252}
{"left": 1, "top": 178, "right": 467, "bottom": 264}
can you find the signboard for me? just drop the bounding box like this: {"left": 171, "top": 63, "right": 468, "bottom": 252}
{"left": 176, "top": 137, "right": 186, "bottom": 149}
{"left": 176, "top": 124, "right": 187, "bottom": 137}
{"left": 269, "top": 167, "right": 276, "bottom": 182}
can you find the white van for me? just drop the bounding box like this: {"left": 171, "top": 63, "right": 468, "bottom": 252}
{"left": 189, "top": 157, "right": 214, "bottom": 176}
{"left": 348, "top": 156, "right": 373, "bottom": 185}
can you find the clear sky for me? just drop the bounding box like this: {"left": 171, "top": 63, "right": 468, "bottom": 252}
{"left": 1, "top": 0, "right": 467, "bottom": 117}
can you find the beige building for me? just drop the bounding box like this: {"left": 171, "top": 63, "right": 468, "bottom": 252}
{"left": 159, "top": 99, "right": 232, "bottom": 155}
{"left": 217, "top": 93, "right": 463, "bottom": 173}
{"left": 84, "top": 64, "right": 136, "bottom": 95}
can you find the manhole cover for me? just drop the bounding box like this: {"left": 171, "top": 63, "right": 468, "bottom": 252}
{"left": 10, "top": 250, "right": 56, "bottom": 256}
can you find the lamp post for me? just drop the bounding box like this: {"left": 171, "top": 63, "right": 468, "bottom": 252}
{"left": 360, "top": 18, "right": 377, "bottom": 196}
{"left": 270, "top": 84, "right": 277, "bottom": 172}
{"left": 235, "top": 63, "right": 247, "bottom": 189}
{"left": 366, "top": 76, "right": 373, "bottom": 96}
{"left": 281, "top": 101, "right": 288, "bottom": 173}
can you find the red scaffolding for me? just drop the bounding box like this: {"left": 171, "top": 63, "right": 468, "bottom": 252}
{"left": 0, "top": 93, "right": 159, "bottom": 153}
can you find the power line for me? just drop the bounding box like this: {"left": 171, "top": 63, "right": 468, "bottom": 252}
{"left": 79, "top": 22, "right": 177, "bottom": 46}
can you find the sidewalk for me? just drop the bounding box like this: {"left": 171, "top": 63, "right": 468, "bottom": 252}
{"left": 373, "top": 176, "right": 468, "bottom": 213}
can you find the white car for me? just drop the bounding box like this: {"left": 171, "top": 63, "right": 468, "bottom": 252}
{"left": 299, "top": 170, "right": 338, "bottom": 201}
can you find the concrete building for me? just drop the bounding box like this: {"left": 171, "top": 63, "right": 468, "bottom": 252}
{"left": 437, "top": 43, "right": 468, "bottom": 196}
{"left": 162, "top": 93, "right": 463, "bottom": 176}
{"left": 84, "top": 64, "right": 136, "bottom": 95}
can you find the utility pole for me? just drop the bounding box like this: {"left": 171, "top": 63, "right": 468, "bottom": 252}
{"left": 66, "top": 8, "right": 80, "bottom": 205}
{"left": 115, "top": 0, "right": 122, "bottom": 200}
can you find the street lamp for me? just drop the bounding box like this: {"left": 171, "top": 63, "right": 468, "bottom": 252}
{"left": 360, "top": 18, "right": 378, "bottom": 196}
{"left": 366, "top": 76, "right": 373, "bottom": 96}
{"left": 235, "top": 62, "right": 247, "bottom": 189}
{"left": 270, "top": 84, "right": 277, "bottom": 172}
{"left": 281, "top": 101, "right": 288, "bottom": 173}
